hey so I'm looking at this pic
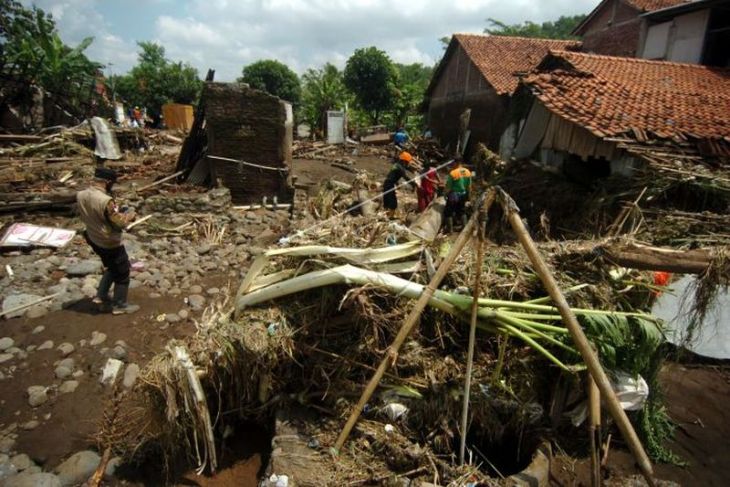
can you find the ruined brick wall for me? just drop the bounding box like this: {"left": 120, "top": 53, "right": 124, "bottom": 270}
{"left": 204, "top": 82, "right": 293, "bottom": 204}
{"left": 580, "top": 0, "right": 642, "bottom": 57}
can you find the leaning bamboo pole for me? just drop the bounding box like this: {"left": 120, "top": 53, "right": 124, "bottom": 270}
{"left": 333, "top": 192, "right": 491, "bottom": 452}
{"left": 496, "top": 187, "right": 655, "bottom": 487}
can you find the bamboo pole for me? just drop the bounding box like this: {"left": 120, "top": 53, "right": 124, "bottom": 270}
{"left": 589, "top": 371, "right": 602, "bottom": 487}
{"left": 496, "top": 187, "right": 656, "bottom": 487}
{"left": 459, "top": 195, "right": 490, "bottom": 465}
{"left": 134, "top": 170, "right": 185, "bottom": 192}
{"left": 0, "top": 293, "right": 59, "bottom": 319}
{"left": 333, "top": 193, "right": 488, "bottom": 453}
{"left": 125, "top": 213, "right": 154, "bottom": 231}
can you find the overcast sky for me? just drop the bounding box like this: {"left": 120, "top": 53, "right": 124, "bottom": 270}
{"left": 21, "top": 0, "right": 599, "bottom": 81}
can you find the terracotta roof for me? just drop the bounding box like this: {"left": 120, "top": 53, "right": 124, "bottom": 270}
{"left": 623, "top": 0, "right": 693, "bottom": 12}
{"left": 523, "top": 51, "right": 730, "bottom": 141}
{"left": 452, "top": 34, "right": 581, "bottom": 95}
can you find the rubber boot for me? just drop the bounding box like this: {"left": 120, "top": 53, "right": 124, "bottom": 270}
{"left": 111, "top": 283, "right": 140, "bottom": 315}
{"left": 447, "top": 217, "right": 454, "bottom": 234}
{"left": 92, "top": 270, "right": 113, "bottom": 308}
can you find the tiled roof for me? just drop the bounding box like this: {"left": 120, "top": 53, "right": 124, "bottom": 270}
{"left": 452, "top": 34, "right": 581, "bottom": 95}
{"left": 624, "top": 0, "right": 693, "bottom": 12}
{"left": 523, "top": 51, "right": 730, "bottom": 141}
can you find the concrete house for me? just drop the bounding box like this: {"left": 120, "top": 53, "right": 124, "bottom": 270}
{"left": 508, "top": 50, "right": 730, "bottom": 181}
{"left": 573, "top": 0, "right": 693, "bottom": 57}
{"left": 425, "top": 34, "right": 580, "bottom": 157}
{"left": 638, "top": 0, "right": 730, "bottom": 66}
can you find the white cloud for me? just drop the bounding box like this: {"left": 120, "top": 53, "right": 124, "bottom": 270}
{"left": 21, "top": 0, "right": 600, "bottom": 81}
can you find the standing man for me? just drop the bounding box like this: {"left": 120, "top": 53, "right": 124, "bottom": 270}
{"left": 444, "top": 158, "right": 472, "bottom": 232}
{"left": 382, "top": 151, "right": 416, "bottom": 218}
{"left": 77, "top": 167, "right": 139, "bottom": 314}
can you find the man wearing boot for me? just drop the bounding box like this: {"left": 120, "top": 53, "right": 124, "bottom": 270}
{"left": 77, "top": 167, "right": 139, "bottom": 315}
{"left": 444, "top": 158, "right": 472, "bottom": 233}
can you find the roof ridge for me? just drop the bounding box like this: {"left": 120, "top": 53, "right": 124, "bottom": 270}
{"left": 548, "top": 49, "right": 730, "bottom": 73}
{"left": 453, "top": 33, "right": 580, "bottom": 44}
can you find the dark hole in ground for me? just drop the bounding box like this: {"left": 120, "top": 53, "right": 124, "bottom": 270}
{"left": 466, "top": 432, "right": 542, "bottom": 477}
{"left": 115, "top": 419, "right": 272, "bottom": 486}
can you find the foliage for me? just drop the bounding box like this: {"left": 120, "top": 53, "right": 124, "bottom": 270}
{"left": 300, "top": 63, "right": 349, "bottom": 135}
{"left": 343, "top": 47, "right": 397, "bottom": 125}
{"left": 485, "top": 15, "right": 586, "bottom": 40}
{"left": 111, "top": 42, "right": 201, "bottom": 118}
{"left": 579, "top": 314, "right": 664, "bottom": 375}
{"left": 239, "top": 59, "right": 301, "bottom": 105}
{"left": 0, "top": 0, "right": 101, "bottom": 94}
{"left": 389, "top": 63, "right": 433, "bottom": 130}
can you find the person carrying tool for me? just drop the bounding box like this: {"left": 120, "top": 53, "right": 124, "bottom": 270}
{"left": 444, "top": 158, "right": 472, "bottom": 232}
{"left": 383, "top": 151, "right": 416, "bottom": 218}
{"left": 77, "top": 167, "right": 139, "bottom": 314}
{"left": 417, "top": 161, "right": 441, "bottom": 212}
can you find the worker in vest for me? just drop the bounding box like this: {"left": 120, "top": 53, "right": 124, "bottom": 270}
{"left": 77, "top": 167, "right": 139, "bottom": 314}
{"left": 444, "top": 158, "right": 472, "bottom": 232}
{"left": 383, "top": 151, "right": 416, "bottom": 218}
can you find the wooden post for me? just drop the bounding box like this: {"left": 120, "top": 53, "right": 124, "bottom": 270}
{"left": 589, "top": 371, "right": 602, "bottom": 487}
{"left": 135, "top": 170, "right": 185, "bottom": 193}
{"left": 333, "top": 193, "right": 490, "bottom": 453}
{"left": 496, "top": 187, "right": 656, "bottom": 487}
{"left": 458, "top": 200, "right": 487, "bottom": 465}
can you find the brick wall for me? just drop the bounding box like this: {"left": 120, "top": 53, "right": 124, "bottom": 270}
{"left": 583, "top": 19, "right": 642, "bottom": 57}
{"left": 204, "top": 82, "right": 293, "bottom": 204}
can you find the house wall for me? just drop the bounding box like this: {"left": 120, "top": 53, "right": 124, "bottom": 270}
{"left": 640, "top": 9, "right": 710, "bottom": 63}
{"left": 205, "top": 82, "right": 293, "bottom": 204}
{"left": 427, "top": 45, "right": 509, "bottom": 155}
{"left": 581, "top": 0, "right": 643, "bottom": 57}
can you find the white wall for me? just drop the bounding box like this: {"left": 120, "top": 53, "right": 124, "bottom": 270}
{"left": 641, "top": 9, "right": 711, "bottom": 63}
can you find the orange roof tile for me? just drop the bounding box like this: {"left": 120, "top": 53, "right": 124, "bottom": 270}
{"left": 452, "top": 34, "right": 581, "bottom": 95}
{"left": 624, "top": 0, "right": 693, "bottom": 12}
{"left": 523, "top": 51, "right": 730, "bottom": 141}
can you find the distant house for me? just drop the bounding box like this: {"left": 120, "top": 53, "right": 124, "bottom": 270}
{"left": 425, "top": 34, "right": 580, "bottom": 156}
{"left": 573, "top": 0, "right": 692, "bottom": 57}
{"left": 638, "top": 0, "right": 730, "bottom": 66}
{"left": 507, "top": 50, "right": 730, "bottom": 180}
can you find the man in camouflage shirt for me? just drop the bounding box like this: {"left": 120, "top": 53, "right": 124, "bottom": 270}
{"left": 77, "top": 167, "right": 139, "bottom": 314}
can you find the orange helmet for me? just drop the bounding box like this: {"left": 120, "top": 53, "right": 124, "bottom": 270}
{"left": 399, "top": 151, "right": 413, "bottom": 163}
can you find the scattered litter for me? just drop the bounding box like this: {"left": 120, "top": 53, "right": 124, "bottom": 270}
{"left": 100, "top": 358, "right": 125, "bottom": 386}
{"left": 0, "top": 223, "right": 76, "bottom": 248}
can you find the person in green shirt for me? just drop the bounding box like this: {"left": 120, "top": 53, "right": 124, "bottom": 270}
{"left": 444, "top": 158, "right": 472, "bottom": 232}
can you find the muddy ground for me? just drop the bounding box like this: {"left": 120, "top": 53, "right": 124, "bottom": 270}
{"left": 1, "top": 152, "right": 729, "bottom": 486}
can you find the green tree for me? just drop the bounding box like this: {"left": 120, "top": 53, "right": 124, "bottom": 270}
{"left": 343, "top": 47, "right": 397, "bottom": 125}
{"left": 112, "top": 42, "right": 201, "bottom": 118}
{"left": 485, "top": 14, "right": 586, "bottom": 40}
{"left": 390, "top": 63, "right": 433, "bottom": 129}
{"left": 239, "top": 59, "right": 301, "bottom": 104}
{"left": 301, "top": 63, "right": 348, "bottom": 135}
{"left": 1, "top": 1, "right": 101, "bottom": 93}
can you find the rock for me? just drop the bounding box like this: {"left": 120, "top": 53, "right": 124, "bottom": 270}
{"left": 25, "top": 346, "right": 36, "bottom": 352}
{"left": 54, "top": 450, "right": 100, "bottom": 486}
{"left": 123, "top": 363, "right": 140, "bottom": 389}
{"left": 206, "top": 287, "right": 220, "bottom": 296}
{"left": 100, "top": 358, "right": 124, "bottom": 385}
{"left": 4, "top": 472, "right": 62, "bottom": 487}
{"left": 31, "top": 326, "right": 45, "bottom": 335}
{"left": 57, "top": 343, "right": 74, "bottom": 357}
{"left": 0, "top": 337, "right": 14, "bottom": 351}
{"left": 110, "top": 345, "right": 127, "bottom": 361}
{"left": 189, "top": 285, "right": 203, "bottom": 294}
{"left": 89, "top": 332, "right": 107, "bottom": 347}
{"left": 10, "top": 454, "right": 33, "bottom": 471}
{"left": 178, "top": 309, "right": 190, "bottom": 320}
{"left": 54, "top": 366, "right": 72, "bottom": 380}
{"left": 72, "top": 370, "right": 84, "bottom": 379}
{"left": 196, "top": 244, "right": 212, "bottom": 255}
{"left": 27, "top": 386, "right": 48, "bottom": 407}
{"left": 37, "top": 341, "right": 54, "bottom": 351}
{"left": 0, "top": 458, "right": 18, "bottom": 481}
{"left": 58, "top": 381, "right": 79, "bottom": 394}
{"left": 165, "top": 313, "right": 181, "bottom": 324}
{"left": 104, "top": 457, "right": 122, "bottom": 478}
{"left": 0, "top": 436, "right": 15, "bottom": 454}
{"left": 65, "top": 260, "right": 102, "bottom": 277}
{"left": 2, "top": 295, "right": 42, "bottom": 319}
{"left": 188, "top": 294, "right": 205, "bottom": 310}
{"left": 58, "top": 358, "right": 75, "bottom": 369}
{"left": 20, "top": 420, "right": 39, "bottom": 431}
{"left": 25, "top": 305, "right": 48, "bottom": 319}
{"left": 0, "top": 353, "right": 13, "bottom": 364}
